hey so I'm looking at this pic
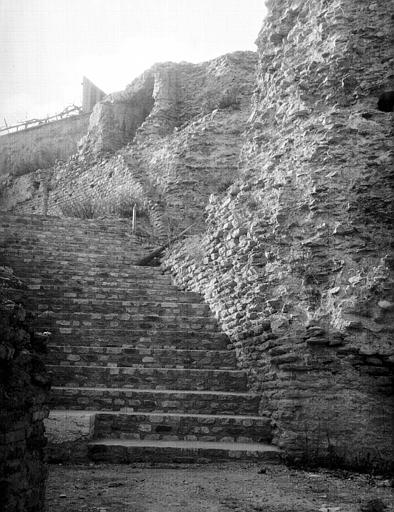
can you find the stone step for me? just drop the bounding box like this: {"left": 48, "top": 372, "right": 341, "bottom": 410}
{"left": 35, "top": 329, "right": 229, "bottom": 350}
{"left": 87, "top": 439, "right": 281, "bottom": 463}
{"left": 50, "top": 387, "right": 260, "bottom": 415}
{"left": 46, "top": 345, "right": 237, "bottom": 369}
{"left": 49, "top": 365, "right": 247, "bottom": 392}
{"left": 93, "top": 411, "right": 273, "bottom": 444}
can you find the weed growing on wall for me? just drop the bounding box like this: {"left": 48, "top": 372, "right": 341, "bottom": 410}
{"left": 59, "top": 196, "right": 100, "bottom": 219}
{"left": 59, "top": 191, "right": 149, "bottom": 221}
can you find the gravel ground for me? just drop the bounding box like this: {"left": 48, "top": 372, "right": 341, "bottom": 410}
{"left": 46, "top": 462, "right": 393, "bottom": 512}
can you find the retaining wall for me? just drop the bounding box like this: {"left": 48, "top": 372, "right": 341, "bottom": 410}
{"left": 0, "top": 114, "right": 90, "bottom": 177}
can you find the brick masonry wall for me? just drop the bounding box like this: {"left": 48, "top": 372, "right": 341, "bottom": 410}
{"left": 164, "top": 0, "right": 394, "bottom": 470}
{"left": 0, "top": 114, "right": 90, "bottom": 177}
{"left": 0, "top": 266, "right": 50, "bottom": 512}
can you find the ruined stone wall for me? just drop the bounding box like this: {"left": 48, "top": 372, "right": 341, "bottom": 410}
{"left": 0, "top": 266, "right": 50, "bottom": 512}
{"left": 0, "top": 52, "right": 257, "bottom": 238}
{"left": 164, "top": 0, "right": 394, "bottom": 469}
{"left": 0, "top": 114, "right": 90, "bottom": 177}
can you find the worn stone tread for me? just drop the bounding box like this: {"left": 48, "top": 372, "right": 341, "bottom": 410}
{"left": 89, "top": 439, "right": 280, "bottom": 450}
{"left": 87, "top": 439, "right": 281, "bottom": 462}
{"left": 49, "top": 364, "right": 242, "bottom": 372}
{"left": 52, "top": 386, "right": 259, "bottom": 397}
{"left": 50, "top": 409, "right": 264, "bottom": 421}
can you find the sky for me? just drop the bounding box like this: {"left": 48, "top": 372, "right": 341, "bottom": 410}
{"left": 0, "top": 0, "right": 267, "bottom": 126}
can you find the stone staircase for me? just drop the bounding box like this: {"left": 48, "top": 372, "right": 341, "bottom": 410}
{"left": 0, "top": 213, "right": 280, "bottom": 462}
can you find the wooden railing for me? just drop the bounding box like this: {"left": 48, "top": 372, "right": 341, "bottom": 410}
{"left": 0, "top": 105, "right": 83, "bottom": 135}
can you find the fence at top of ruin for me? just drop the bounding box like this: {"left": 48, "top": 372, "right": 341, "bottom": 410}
{"left": 0, "top": 104, "right": 83, "bottom": 135}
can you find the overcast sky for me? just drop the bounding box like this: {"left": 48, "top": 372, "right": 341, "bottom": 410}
{"left": 0, "top": 0, "right": 267, "bottom": 126}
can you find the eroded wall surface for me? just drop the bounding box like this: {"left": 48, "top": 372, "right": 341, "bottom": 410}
{"left": 0, "top": 114, "right": 90, "bottom": 177}
{"left": 164, "top": 0, "right": 394, "bottom": 469}
{"left": 0, "top": 52, "right": 258, "bottom": 238}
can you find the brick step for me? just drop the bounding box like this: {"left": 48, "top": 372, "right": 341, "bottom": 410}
{"left": 1, "top": 260, "right": 167, "bottom": 280}
{"left": 1, "top": 229, "right": 142, "bottom": 244}
{"left": 22, "top": 279, "right": 171, "bottom": 290}
{"left": 24, "top": 285, "right": 202, "bottom": 303}
{"left": 46, "top": 346, "right": 237, "bottom": 369}
{"left": 93, "top": 411, "right": 273, "bottom": 444}
{"left": 87, "top": 439, "right": 281, "bottom": 463}
{"left": 50, "top": 387, "right": 260, "bottom": 415}
{"left": 44, "top": 409, "right": 272, "bottom": 446}
{"left": 34, "top": 312, "right": 219, "bottom": 331}
{"left": 0, "top": 217, "right": 149, "bottom": 245}
{"left": 0, "top": 212, "right": 141, "bottom": 230}
{"left": 1, "top": 254, "right": 147, "bottom": 269}
{"left": 34, "top": 302, "right": 217, "bottom": 322}
{"left": 10, "top": 264, "right": 165, "bottom": 276}
{"left": 1, "top": 226, "right": 148, "bottom": 240}
{"left": 32, "top": 322, "right": 220, "bottom": 342}
{"left": 2, "top": 251, "right": 145, "bottom": 267}
{"left": 40, "top": 329, "right": 228, "bottom": 350}
{"left": 3, "top": 246, "right": 148, "bottom": 260}
{"left": 14, "top": 281, "right": 186, "bottom": 298}
{"left": 13, "top": 270, "right": 172, "bottom": 288}
{"left": 28, "top": 298, "right": 212, "bottom": 317}
{"left": 0, "top": 239, "right": 147, "bottom": 256}
{"left": 26, "top": 278, "right": 173, "bottom": 291}
{"left": 49, "top": 365, "right": 247, "bottom": 392}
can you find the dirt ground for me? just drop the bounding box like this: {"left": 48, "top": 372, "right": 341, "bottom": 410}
{"left": 46, "top": 462, "right": 393, "bottom": 512}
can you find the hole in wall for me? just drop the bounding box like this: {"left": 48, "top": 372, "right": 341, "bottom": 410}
{"left": 155, "top": 425, "right": 172, "bottom": 434}
{"left": 377, "top": 91, "right": 394, "bottom": 112}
